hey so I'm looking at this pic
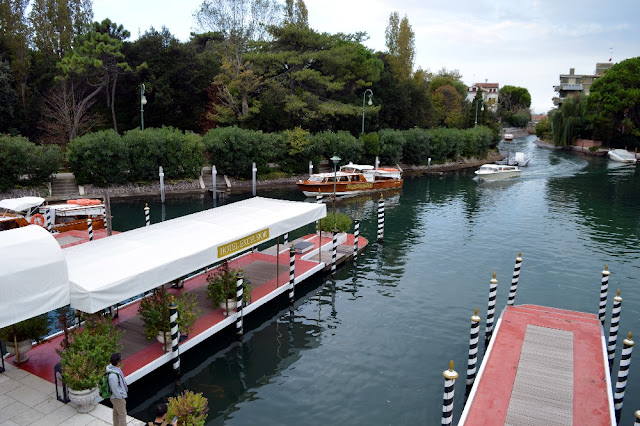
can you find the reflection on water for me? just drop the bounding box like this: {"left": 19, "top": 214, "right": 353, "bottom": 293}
{"left": 122, "top": 135, "right": 640, "bottom": 425}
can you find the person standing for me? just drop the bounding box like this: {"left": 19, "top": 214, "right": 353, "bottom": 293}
{"left": 107, "top": 353, "right": 128, "bottom": 426}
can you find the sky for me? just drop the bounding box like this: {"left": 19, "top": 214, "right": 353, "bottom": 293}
{"left": 93, "top": 0, "right": 640, "bottom": 114}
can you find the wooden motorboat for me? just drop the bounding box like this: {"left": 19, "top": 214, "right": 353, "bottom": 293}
{"left": 0, "top": 197, "right": 105, "bottom": 232}
{"left": 474, "top": 164, "right": 521, "bottom": 181}
{"left": 297, "top": 163, "right": 403, "bottom": 197}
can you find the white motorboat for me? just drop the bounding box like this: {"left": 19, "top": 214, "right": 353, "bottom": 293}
{"left": 474, "top": 164, "right": 522, "bottom": 181}
{"left": 608, "top": 149, "right": 638, "bottom": 163}
{"left": 497, "top": 152, "right": 532, "bottom": 167}
{"left": 504, "top": 133, "right": 514, "bottom": 141}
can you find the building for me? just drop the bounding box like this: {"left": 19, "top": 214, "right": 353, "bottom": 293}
{"left": 552, "top": 62, "right": 613, "bottom": 106}
{"left": 467, "top": 80, "right": 499, "bottom": 112}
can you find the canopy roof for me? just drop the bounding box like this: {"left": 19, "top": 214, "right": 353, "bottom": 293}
{"left": 65, "top": 197, "right": 325, "bottom": 313}
{"left": 0, "top": 226, "right": 69, "bottom": 329}
{"left": 0, "top": 197, "right": 44, "bottom": 213}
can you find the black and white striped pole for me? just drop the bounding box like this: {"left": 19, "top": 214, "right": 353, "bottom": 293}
{"left": 46, "top": 208, "right": 52, "bottom": 232}
{"left": 353, "top": 216, "right": 359, "bottom": 262}
{"left": 467, "top": 308, "right": 481, "bottom": 387}
{"left": 608, "top": 289, "right": 623, "bottom": 372}
{"left": 289, "top": 245, "right": 296, "bottom": 316}
{"left": 485, "top": 272, "right": 498, "bottom": 346}
{"left": 144, "top": 203, "right": 150, "bottom": 226}
{"left": 377, "top": 194, "right": 385, "bottom": 243}
{"left": 169, "top": 298, "right": 181, "bottom": 378}
{"left": 86, "top": 219, "right": 93, "bottom": 241}
{"left": 635, "top": 410, "right": 640, "bottom": 426}
{"left": 507, "top": 251, "right": 522, "bottom": 306}
{"left": 614, "top": 332, "right": 634, "bottom": 422}
{"left": 331, "top": 226, "right": 338, "bottom": 275}
{"left": 441, "top": 360, "right": 458, "bottom": 426}
{"left": 236, "top": 271, "right": 244, "bottom": 339}
{"left": 283, "top": 232, "right": 288, "bottom": 246}
{"left": 599, "top": 264, "right": 610, "bottom": 327}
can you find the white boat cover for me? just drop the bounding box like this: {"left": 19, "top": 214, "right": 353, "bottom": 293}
{"left": 0, "top": 226, "right": 69, "bottom": 328}
{"left": 0, "top": 196, "right": 45, "bottom": 213}
{"left": 65, "top": 197, "right": 326, "bottom": 313}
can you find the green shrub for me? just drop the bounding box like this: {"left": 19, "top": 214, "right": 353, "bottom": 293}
{"left": 167, "top": 390, "right": 209, "bottom": 426}
{"left": 67, "top": 130, "right": 130, "bottom": 186}
{"left": 0, "top": 135, "right": 63, "bottom": 190}
{"left": 402, "top": 128, "right": 430, "bottom": 164}
{"left": 276, "top": 127, "right": 313, "bottom": 174}
{"left": 311, "top": 130, "right": 363, "bottom": 165}
{"left": 360, "top": 132, "right": 380, "bottom": 164}
{"left": 535, "top": 118, "right": 552, "bottom": 141}
{"left": 0, "top": 314, "right": 50, "bottom": 342}
{"left": 26, "top": 144, "right": 64, "bottom": 184}
{"left": 378, "top": 129, "right": 405, "bottom": 165}
{"left": 319, "top": 212, "right": 353, "bottom": 233}
{"left": 138, "top": 290, "right": 200, "bottom": 340}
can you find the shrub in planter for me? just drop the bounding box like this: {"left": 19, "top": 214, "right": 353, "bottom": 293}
{"left": 138, "top": 289, "right": 200, "bottom": 341}
{"left": 206, "top": 261, "right": 252, "bottom": 311}
{"left": 167, "top": 390, "right": 209, "bottom": 426}
{"left": 0, "top": 314, "right": 50, "bottom": 343}
{"left": 318, "top": 212, "right": 352, "bottom": 233}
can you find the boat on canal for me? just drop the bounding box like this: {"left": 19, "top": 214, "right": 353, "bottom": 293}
{"left": 503, "top": 133, "right": 514, "bottom": 141}
{"left": 296, "top": 163, "right": 403, "bottom": 197}
{"left": 474, "top": 164, "right": 522, "bottom": 181}
{"left": 496, "top": 151, "right": 531, "bottom": 167}
{"left": 608, "top": 148, "right": 638, "bottom": 163}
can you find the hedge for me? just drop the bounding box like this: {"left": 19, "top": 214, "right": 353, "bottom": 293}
{"left": 0, "top": 135, "right": 63, "bottom": 191}
{"left": 67, "top": 130, "right": 130, "bottom": 186}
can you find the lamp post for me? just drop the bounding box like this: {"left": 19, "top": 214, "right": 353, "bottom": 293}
{"left": 140, "top": 83, "right": 147, "bottom": 130}
{"left": 474, "top": 98, "right": 484, "bottom": 130}
{"left": 362, "top": 89, "right": 373, "bottom": 133}
{"left": 330, "top": 155, "right": 341, "bottom": 198}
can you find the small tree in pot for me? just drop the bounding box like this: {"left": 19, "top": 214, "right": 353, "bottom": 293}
{"left": 206, "top": 261, "right": 252, "bottom": 315}
{"left": 0, "top": 314, "right": 50, "bottom": 363}
{"left": 167, "top": 390, "right": 209, "bottom": 426}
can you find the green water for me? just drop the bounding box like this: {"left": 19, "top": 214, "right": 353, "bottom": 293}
{"left": 115, "top": 135, "right": 640, "bottom": 425}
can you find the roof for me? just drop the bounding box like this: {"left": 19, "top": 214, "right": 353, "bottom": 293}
{"left": 0, "top": 197, "right": 45, "bottom": 213}
{"left": 64, "top": 197, "right": 326, "bottom": 313}
{"left": 0, "top": 226, "right": 69, "bottom": 328}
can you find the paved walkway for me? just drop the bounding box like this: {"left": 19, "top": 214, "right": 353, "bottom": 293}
{"left": 0, "top": 361, "right": 144, "bottom": 425}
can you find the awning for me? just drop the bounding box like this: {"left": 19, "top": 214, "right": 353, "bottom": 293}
{"left": 0, "top": 196, "right": 44, "bottom": 213}
{"left": 0, "top": 225, "right": 69, "bottom": 328}
{"left": 65, "top": 197, "right": 325, "bottom": 313}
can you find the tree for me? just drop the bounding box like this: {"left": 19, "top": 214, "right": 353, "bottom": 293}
{"left": 0, "top": 0, "right": 30, "bottom": 110}
{"left": 284, "top": 0, "right": 308, "bottom": 27}
{"left": 498, "top": 85, "right": 531, "bottom": 126}
{"left": 432, "top": 84, "right": 464, "bottom": 128}
{"left": 385, "top": 12, "right": 415, "bottom": 80}
{"left": 586, "top": 56, "right": 640, "bottom": 144}
{"left": 550, "top": 94, "right": 587, "bottom": 148}
{"left": 0, "top": 60, "right": 17, "bottom": 130}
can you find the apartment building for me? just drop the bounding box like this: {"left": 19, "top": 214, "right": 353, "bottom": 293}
{"left": 552, "top": 62, "right": 613, "bottom": 106}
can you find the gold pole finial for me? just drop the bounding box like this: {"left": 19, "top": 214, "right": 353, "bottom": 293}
{"left": 605, "top": 264, "right": 609, "bottom": 271}
{"left": 449, "top": 360, "right": 454, "bottom": 371}
{"left": 617, "top": 289, "right": 621, "bottom": 297}
{"left": 518, "top": 251, "right": 522, "bottom": 257}
{"left": 493, "top": 272, "right": 496, "bottom": 279}
{"left": 474, "top": 308, "right": 478, "bottom": 316}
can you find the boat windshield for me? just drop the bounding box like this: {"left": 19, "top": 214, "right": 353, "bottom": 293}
{"left": 308, "top": 175, "right": 324, "bottom": 182}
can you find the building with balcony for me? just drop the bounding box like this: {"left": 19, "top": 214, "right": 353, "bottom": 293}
{"left": 467, "top": 80, "right": 499, "bottom": 112}
{"left": 552, "top": 63, "right": 613, "bottom": 106}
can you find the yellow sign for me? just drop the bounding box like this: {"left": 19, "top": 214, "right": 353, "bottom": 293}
{"left": 218, "top": 228, "right": 270, "bottom": 258}
{"left": 346, "top": 183, "right": 373, "bottom": 190}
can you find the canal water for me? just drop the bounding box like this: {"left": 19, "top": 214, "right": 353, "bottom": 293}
{"left": 114, "top": 135, "right": 640, "bottom": 425}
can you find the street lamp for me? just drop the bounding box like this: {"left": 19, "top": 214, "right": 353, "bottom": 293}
{"left": 330, "top": 155, "right": 341, "bottom": 198}
{"left": 140, "top": 83, "right": 147, "bottom": 130}
{"left": 474, "top": 98, "right": 484, "bottom": 130}
{"left": 362, "top": 89, "right": 373, "bottom": 133}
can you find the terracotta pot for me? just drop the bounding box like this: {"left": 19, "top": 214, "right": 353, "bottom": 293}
{"left": 6, "top": 339, "right": 32, "bottom": 364}
{"left": 68, "top": 387, "right": 99, "bottom": 413}
{"left": 157, "top": 331, "right": 172, "bottom": 352}
{"left": 219, "top": 298, "right": 237, "bottom": 316}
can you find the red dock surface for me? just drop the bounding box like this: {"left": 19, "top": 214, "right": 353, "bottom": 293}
{"left": 461, "top": 304, "right": 614, "bottom": 425}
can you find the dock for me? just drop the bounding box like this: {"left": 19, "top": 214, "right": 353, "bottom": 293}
{"left": 459, "top": 304, "right": 615, "bottom": 425}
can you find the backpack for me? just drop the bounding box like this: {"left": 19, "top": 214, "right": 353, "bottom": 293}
{"left": 99, "top": 371, "right": 117, "bottom": 399}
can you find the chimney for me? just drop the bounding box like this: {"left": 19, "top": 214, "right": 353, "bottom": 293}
{"left": 485, "top": 79, "right": 488, "bottom": 84}
{"left": 569, "top": 68, "right": 575, "bottom": 75}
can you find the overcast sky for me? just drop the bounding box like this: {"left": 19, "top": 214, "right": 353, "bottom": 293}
{"left": 93, "top": 0, "right": 640, "bottom": 114}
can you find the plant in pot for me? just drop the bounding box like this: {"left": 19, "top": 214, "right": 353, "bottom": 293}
{"left": 206, "top": 261, "right": 252, "bottom": 316}
{"left": 138, "top": 289, "right": 200, "bottom": 351}
{"left": 0, "top": 314, "right": 50, "bottom": 364}
{"left": 57, "top": 315, "right": 122, "bottom": 413}
{"left": 166, "top": 389, "right": 209, "bottom": 426}
{"left": 318, "top": 211, "right": 353, "bottom": 234}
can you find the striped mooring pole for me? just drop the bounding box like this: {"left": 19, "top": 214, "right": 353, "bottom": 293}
{"left": 467, "top": 308, "right": 481, "bottom": 387}
{"left": 289, "top": 245, "right": 296, "bottom": 315}
{"left": 316, "top": 189, "right": 323, "bottom": 204}
{"left": 507, "top": 251, "right": 522, "bottom": 306}
{"left": 144, "top": 203, "right": 150, "bottom": 226}
{"left": 485, "top": 272, "right": 498, "bottom": 346}
{"left": 441, "top": 360, "right": 459, "bottom": 425}
{"left": 283, "top": 232, "right": 288, "bottom": 246}
{"left": 169, "top": 298, "right": 180, "bottom": 378}
{"left": 635, "top": 410, "right": 640, "bottom": 426}
{"left": 377, "top": 195, "right": 385, "bottom": 243}
{"left": 86, "top": 219, "right": 93, "bottom": 241}
{"left": 614, "top": 332, "right": 634, "bottom": 421}
{"left": 236, "top": 271, "right": 244, "bottom": 339}
{"left": 331, "top": 226, "right": 338, "bottom": 275}
{"left": 599, "top": 264, "right": 610, "bottom": 327}
{"left": 608, "top": 289, "right": 623, "bottom": 372}
{"left": 353, "top": 217, "right": 359, "bottom": 262}
{"left": 45, "top": 208, "right": 52, "bottom": 232}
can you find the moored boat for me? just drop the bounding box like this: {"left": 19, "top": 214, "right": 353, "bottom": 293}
{"left": 474, "top": 164, "right": 521, "bottom": 181}
{"left": 0, "top": 197, "right": 105, "bottom": 232}
{"left": 503, "top": 133, "right": 514, "bottom": 141}
{"left": 608, "top": 148, "right": 638, "bottom": 163}
{"left": 297, "top": 163, "right": 403, "bottom": 197}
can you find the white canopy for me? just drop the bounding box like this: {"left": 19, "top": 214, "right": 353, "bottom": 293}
{"left": 65, "top": 197, "right": 326, "bottom": 313}
{"left": 0, "top": 196, "right": 44, "bottom": 213}
{"left": 0, "top": 225, "right": 69, "bottom": 328}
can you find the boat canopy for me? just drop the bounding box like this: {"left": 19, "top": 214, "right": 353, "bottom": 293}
{"left": 0, "top": 226, "right": 69, "bottom": 328}
{"left": 65, "top": 197, "right": 326, "bottom": 313}
{"left": 0, "top": 196, "right": 45, "bottom": 213}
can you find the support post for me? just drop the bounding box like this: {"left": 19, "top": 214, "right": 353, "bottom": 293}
{"left": 169, "top": 299, "right": 180, "bottom": 378}
{"left": 309, "top": 160, "right": 313, "bottom": 176}
{"left": 599, "top": 264, "right": 610, "bottom": 326}
{"left": 467, "top": 308, "right": 481, "bottom": 387}
{"left": 485, "top": 272, "right": 498, "bottom": 346}
{"left": 331, "top": 226, "right": 338, "bottom": 275}
{"left": 104, "top": 193, "right": 113, "bottom": 236}
{"left": 441, "top": 360, "right": 458, "bottom": 426}
{"left": 144, "top": 203, "right": 150, "bottom": 227}
{"left": 608, "top": 289, "right": 623, "bottom": 372}
{"left": 236, "top": 271, "right": 244, "bottom": 339}
{"left": 427, "top": 157, "right": 431, "bottom": 175}
{"left": 252, "top": 162, "right": 257, "bottom": 197}
{"left": 316, "top": 189, "right": 323, "bottom": 204}
{"left": 289, "top": 245, "right": 296, "bottom": 317}
{"left": 353, "top": 216, "right": 359, "bottom": 262}
{"left": 86, "top": 219, "right": 93, "bottom": 241}
{"left": 614, "top": 332, "right": 634, "bottom": 422}
{"left": 0, "top": 340, "right": 5, "bottom": 372}
{"left": 507, "top": 251, "right": 522, "bottom": 306}
{"left": 375, "top": 156, "right": 379, "bottom": 170}
{"left": 283, "top": 232, "right": 288, "bottom": 246}
{"left": 159, "top": 166, "right": 165, "bottom": 204}
{"left": 45, "top": 208, "right": 52, "bottom": 232}
{"left": 212, "top": 165, "right": 217, "bottom": 204}
{"left": 377, "top": 195, "right": 385, "bottom": 243}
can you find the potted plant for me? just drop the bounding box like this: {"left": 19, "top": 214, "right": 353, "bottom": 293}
{"left": 138, "top": 289, "right": 200, "bottom": 351}
{"left": 0, "top": 314, "right": 50, "bottom": 364}
{"left": 319, "top": 211, "right": 352, "bottom": 233}
{"left": 206, "top": 261, "right": 252, "bottom": 316}
{"left": 166, "top": 389, "right": 209, "bottom": 426}
{"left": 57, "top": 316, "right": 122, "bottom": 413}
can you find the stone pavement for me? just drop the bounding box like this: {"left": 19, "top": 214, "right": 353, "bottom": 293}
{"left": 0, "top": 361, "right": 144, "bottom": 426}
